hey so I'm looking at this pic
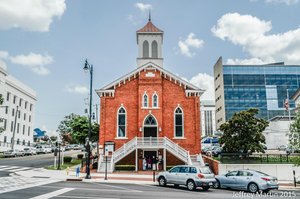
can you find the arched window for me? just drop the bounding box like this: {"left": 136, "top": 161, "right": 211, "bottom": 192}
{"left": 152, "top": 94, "right": 158, "bottom": 107}
{"left": 117, "top": 107, "right": 126, "bottom": 137}
{"left": 174, "top": 107, "right": 184, "bottom": 137}
{"left": 144, "top": 115, "right": 157, "bottom": 126}
{"left": 143, "top": 93, "right": 148, "bottom": 107}
{"left": 143, "top": 40, "right": 149, "bottom": 58}
{"left": 151, "top": 40, "right": 158, "bottom": 58}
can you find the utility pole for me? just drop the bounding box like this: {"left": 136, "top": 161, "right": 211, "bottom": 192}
{"left": 11, "top": 106, "right": 19, "bottom": 150}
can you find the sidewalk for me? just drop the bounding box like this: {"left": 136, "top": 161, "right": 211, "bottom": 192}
{"left": 13, "top": 169, "right": 299, "bottom": 189}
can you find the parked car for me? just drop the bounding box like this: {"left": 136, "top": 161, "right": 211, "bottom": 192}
{"left": 278, "top": 145, "right": 287, "bottom": 151}
{"left": 206, "top": 146, "right": 222, "bottom": 157}
{"left": 157, "top": 165, "right": 216, "bottom": 191}
{"left": 214, "top": 169, "right": 278, "bottom": 193}
{"left": 23, "top": 147, "right": 36, "bottom": 156}
{"left": 36, "top": 145, "right": 52, "bottom": 154}
{"left": 3, "top": 149, "right": 24, "bottom": 157}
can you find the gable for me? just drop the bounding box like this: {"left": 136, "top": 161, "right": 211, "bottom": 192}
{"left": 95, "top": 62, "right": 204, "bottom": 98}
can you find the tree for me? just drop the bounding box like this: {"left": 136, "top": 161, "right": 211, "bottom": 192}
{"left": 57, "top": 113, "right": 99, "bottom": 144}
{"left": 50, "top": 136, "right": 58, "bottom": 142}
{"left": 57, "top": 113, "right": 79, "bottom": 143}
{"left": 219, "top": 108, "right": 269, "bottom": 154}
{"left": 0, "top": 94, "right": 4, "bottom": 133}
{"left": 70, "top": 116, "right": 99, "bottom": 144}
{"left": 289, "top": 107, "right": 300, "bottom": 152}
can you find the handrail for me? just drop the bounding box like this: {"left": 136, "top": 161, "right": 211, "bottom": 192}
{"left": 111, "top": 136, "right": 192, "bottom": 171}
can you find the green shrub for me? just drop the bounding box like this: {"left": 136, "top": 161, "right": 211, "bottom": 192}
{"left": 64, "top": 156, "right": 72, "bottom": 163}
{"left": 77, "top": 154, "right": 84, "bottom": 159}
{"left": 115, "top": 165, "right": 135, "bottom": 171}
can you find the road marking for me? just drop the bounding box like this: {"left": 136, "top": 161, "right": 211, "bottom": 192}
{"left": 0, "top": 166, "right": 19, "bottom": 171}
{"left": 29, "top": 188, "right": 75, "bottom": 199}
{"left": 41, "top": 185, "right": 142, "bottom": 193}
{"left": 9, "top": 167, "right": 31, "bottom": 172}
{"left": 0, "top": 166, "right": 9, "bottom": 168}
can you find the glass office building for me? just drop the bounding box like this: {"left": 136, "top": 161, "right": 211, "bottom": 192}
{"left": 214, "top": 57, "right": 300, "bottom": 129}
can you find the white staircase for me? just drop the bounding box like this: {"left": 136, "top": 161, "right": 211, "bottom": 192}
{"left": 97, "top": 155, "right": 112, "bottom": 173}
{"left": 190, "top": 154, "right": 205, "bottom": 167}
{"left": 100, "top": 137, "right": 197, "bottom": 172}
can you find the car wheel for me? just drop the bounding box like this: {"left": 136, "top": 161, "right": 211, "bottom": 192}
{"left": 248, "top": 182, "right": 259, "bottom": 193}
{"left": 202, "top": 186, "right": 210, "bottom": 191}
{"left": 187, "top": 180, "right": 196, "bottom": 191}
{"left": 213, "top": 179, "right": 220, "bottom": 189}
{"left": 158, "top": 177, "right": 166, "bottom": 186}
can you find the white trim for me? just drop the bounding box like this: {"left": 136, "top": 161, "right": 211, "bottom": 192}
{"left": 114, "top": 137, "right": 128, "bottom": 140}
{"left": 174, "top": 105, "right": 184, "bottom": 138}
{"left": 142, "top": 93, "right": 148, "bottom": 108}
{"left": 95, "top": 61, "right": 204, "bottom": 97}
{"left": 152, "top": 92, "right": 158, "bottom": 108}
{"left": 142, "top": 114, "right": 158, "bottom": 137}
{"left": 116, "top": 105, "right": 127, "bottom": 138}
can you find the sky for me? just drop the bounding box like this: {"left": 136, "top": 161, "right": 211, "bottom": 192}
{"left": 0, "top": 0, "right": 300, "bottom": 136}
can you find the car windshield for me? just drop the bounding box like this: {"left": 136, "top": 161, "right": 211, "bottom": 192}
{"left": 7, "top": 150, "right": 13, "bottom": 152}
{"left": 24, "top": 148, "right": 29, "bottom": 150}
{"left": 199, "top": 167, "right": 212, "bottom": 174}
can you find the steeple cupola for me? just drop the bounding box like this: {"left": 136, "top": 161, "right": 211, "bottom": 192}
{"left": 136, "top": 16, "right": 164, "bottom": 68}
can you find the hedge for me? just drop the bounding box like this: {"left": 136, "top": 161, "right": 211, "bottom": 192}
{"left": 77, "top": 154, "right": 84, "bottom": 159}
{"left": 115, "top": 165, "right": 135, "bottom": 171}
{"left": 64, "top": 156, "right": 72, "bottom": 163}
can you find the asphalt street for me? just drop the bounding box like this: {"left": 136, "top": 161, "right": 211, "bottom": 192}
{"left": 0, "top": 150, "right": 81, "bottom": 176}
{"left": 0, "top": 181, "right": 299, "bottom": 199}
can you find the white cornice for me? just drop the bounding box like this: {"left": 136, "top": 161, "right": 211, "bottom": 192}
{"left": 96, "top": 62, "right": 205, "bottom": 98}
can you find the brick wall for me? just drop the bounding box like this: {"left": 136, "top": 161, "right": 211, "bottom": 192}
{"left": 99, "top": 68, "right": 202, "bottom": 164}
{"left": 203, "top": 155, "right": 220, "bottom": 175}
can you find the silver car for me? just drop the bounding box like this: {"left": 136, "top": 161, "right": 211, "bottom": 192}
{"left": 157, "top": 165, "right": 216, "bottom": 191}
{"left": 214, "top": 169, "right": 278, "bottom": 193}
{"left": 3, "top": 149, "right": 24, "bottom": 157}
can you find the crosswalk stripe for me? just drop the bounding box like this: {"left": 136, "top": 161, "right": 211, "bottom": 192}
{"left": 9, "top": 167, "right": 31, "bottom": 172}
{"left": 0, "top": 166, "right": 19, "bottom": 171}
{"left": 0, "top": 166, "right": 9, "bottom": 169}
{"left": 29, "top": 188, "right": 75, "bottom": 199}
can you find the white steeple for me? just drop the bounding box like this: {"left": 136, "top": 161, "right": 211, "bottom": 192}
{"left": 136, "top": 15, "right": 164, "bottom": 68}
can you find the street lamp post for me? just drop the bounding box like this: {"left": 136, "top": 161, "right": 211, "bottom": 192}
{"left": 83, "top": 59, "right": 93, "bottom": 179}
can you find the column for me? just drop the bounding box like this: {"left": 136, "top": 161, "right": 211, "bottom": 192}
{"left": 163, "top": 148, "right": 166, "bottom": 171}
{"left": 135, "top": 149, "right": 138, "bottom": 171}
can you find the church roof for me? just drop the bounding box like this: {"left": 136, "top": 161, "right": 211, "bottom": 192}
{"left": 96, "top": 62, "right": 204, "bottom": 97}
{"left": 136, "top": 21, "right": 163, "bottom": 33}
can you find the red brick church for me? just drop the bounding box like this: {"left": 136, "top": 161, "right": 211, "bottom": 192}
{"left": 96, "top": 17, "right": 204, "bottom": 172}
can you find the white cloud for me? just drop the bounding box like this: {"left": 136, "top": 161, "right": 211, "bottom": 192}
{"left": 178, "top": 33, "right": 204, "bottom": 57}
{"left": 65, "top": 84, "right": 89, "bottom": 95}
{"left": 212, "top": 12, "right": 300, "bottom": 64}
{"left": 0, "top": 0, "right": 66, "bottom": 32}
{"left": 0, "top": 51, "right": 9, "bottom": 59}
{"left": 226, "top": 58, "right": 271, "bottom": 65}
{"left": 9, "top": 53, "right": 53, "bottom": 75}
{"left": 188, "top": 73, "right": 214, "bottom": 101}
{"left": 135, "top": 3, "right": 152, "bottom": 12}
{"left": 264, "top": 0, "right": 298, "bottom": 5}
